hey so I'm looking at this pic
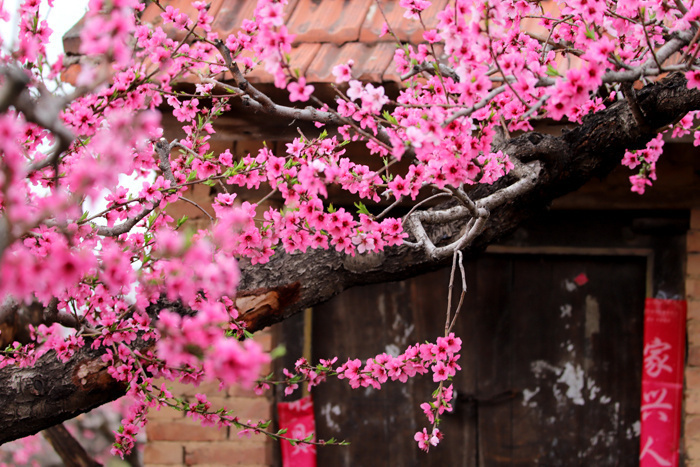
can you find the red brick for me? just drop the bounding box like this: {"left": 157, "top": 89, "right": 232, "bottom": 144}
{"left": 686, "top": 388, "right": 700, "bottom": 415}
{"left": 184, "top": 441, "right": 272, "bottom": 465}
{"left": 144, "top": 441, "right": 184, "bottom": 465}
{"left": 687, "top": 415, "right": 700, "bottom": 441}
{"left": 689, "top": 301, "right": 700, "bottom": 322}
{"left": 692, "top": 210, "right": 700, "bottom": 230}
{"left": 162, "top": 379, "right": 227, "bottom": 398}
{"left": 149, "top": 403, "right": 186, "bottom": 421}
{"left": 689, "top": 254, "right": 700, "bottom": 277}
{"left": 220, "top": 397, "right": 273, "bottom": 424}
{"left": 689, "top": 366, "right": 700, "bottom": 386}
{"left": 686, "top": 438, "right": 700, "bottom": 465}
{"left": 227, "top": 382, "right": 261, "bottom": 398}
{"left": 147, "top": 419, "right": 228, "bottom": 442}
{"left": 185, "top": 395, "right": 229, "bottom": 413}
{"left": 689, "top": 230, "right": 700, "bottom": 254}
{"left": 687, "top": 279, "right": 700, "bottom": 301}
{"left": 690, "top": 345, "right": 700, "bottom": 367}
{"left": 688, "top": 320, "right": 700, "bottom": 346}
{"left": 253, "top": 331, "right": 273, "bottom": 352}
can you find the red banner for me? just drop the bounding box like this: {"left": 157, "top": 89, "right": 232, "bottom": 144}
{"left": 639, "top": 298, "right": 686, "bottom": 466}
{"left": 277, "top": 395, "right": 317, "bottom": 467}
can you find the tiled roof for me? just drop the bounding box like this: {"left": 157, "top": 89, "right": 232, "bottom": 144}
{"left": 64, "top": 0, "right": 449, "bottom": 84}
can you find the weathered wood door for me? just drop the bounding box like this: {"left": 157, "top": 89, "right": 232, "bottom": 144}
{"left": 311, "top": 253, "right": 646, "bottom": 466}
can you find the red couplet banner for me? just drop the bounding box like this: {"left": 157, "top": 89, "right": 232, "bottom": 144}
{"left": 277, "top": 395, "right": 317, "bottom": 467}
{"left": 640, "top": 298, "right": 686, "bottom": 466}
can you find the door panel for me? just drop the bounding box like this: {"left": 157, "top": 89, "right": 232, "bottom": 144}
{"left": 311, "top": 254, "right": 646, "bottom": 466}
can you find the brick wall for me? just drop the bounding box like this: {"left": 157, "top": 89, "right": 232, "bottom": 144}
{"left": 686, "top": 209, "right": 700, "bottom": 465}
{"left": 144, "top": 330, "right": 276, "bottom": 467}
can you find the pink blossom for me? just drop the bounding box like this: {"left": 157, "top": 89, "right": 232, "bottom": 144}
{"left": 288, "top": 78, "right": 314, "bottom": 102}
{"left": 332, "top": 60, "right": 354, "bottom": 83}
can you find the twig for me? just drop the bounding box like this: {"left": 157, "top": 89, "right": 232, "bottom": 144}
{"left": 444, "top": 251, "right": 458, "bottom": 332}
{"left": 179, "top": 197, "right": 214, "bottom": 223}
{"left": 256, "top": 188, "right": 279, "bottom": 206}
{"left": 447, "top": 250, "right": 466, "bottom": 334}
{"left": 95, "top": 206, "right": 154, "bottom": 237}
{"left": 444, "top": 85, "right": 507, "bottom": 125}
{"left": 639, "top": 9, "right": 663, "bottom": 73}
{"left": 674, "top": 0, "right": 688, "bottom": 16}
{"left": 375, "top": 196, "right": 404, "bottom": 220}
{"left": 401, "top": 62, "right": 460, "bottom": 82}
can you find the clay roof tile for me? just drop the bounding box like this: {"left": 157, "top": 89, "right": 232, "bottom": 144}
{"left": 65, "top": 0, "right": 451, "bottom": 85}
{"left": 286, "top": 0, "right": 373, "bottom": 45}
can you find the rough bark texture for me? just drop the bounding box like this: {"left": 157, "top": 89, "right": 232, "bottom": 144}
{"left": 1, "top": 73, "right": 699, "bottom": 445}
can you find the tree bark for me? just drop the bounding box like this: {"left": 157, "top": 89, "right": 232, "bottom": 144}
{"left": 1, "top": 73, "right": 699, "bottom": 445}
{"left": 42, "top": 424, "right": 102, "bottom": 467}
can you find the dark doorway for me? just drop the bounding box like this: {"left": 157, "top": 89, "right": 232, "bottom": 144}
{"left": 311, "top": 252, "right": 647, "bottom": 466}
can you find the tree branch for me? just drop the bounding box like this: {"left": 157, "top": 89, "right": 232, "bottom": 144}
{"left": 1, "top": 72, "right": 700, "bottom": 445}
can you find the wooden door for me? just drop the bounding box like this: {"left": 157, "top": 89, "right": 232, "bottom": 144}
{"left": 310, "top": 253, "right": 646, "bottom": 466}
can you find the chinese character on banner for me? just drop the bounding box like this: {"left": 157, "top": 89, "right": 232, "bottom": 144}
{"left": 639, "top": 299, "right": 686, "bottom": 467}
{"left": 278, "top": 395, "right": 317, "bottom": 467}
{"left": 641, "top": 387, "right": 673, "bottom": 422}
{"left": 644, "top": 337, "right": 673, "bottom": 379}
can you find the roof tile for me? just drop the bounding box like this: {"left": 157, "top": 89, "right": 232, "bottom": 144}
{"left": 141, "top": 0, "right": 226, "bottom": 41}
{"left": 306, "top": 42, "right": 396, "bottom": 83}
{"left": 238, "top": 43, "right": 322, "bottom": 83}
{"left": 359, "top": 0, "right": 449, "bottom": 44}
{"left": 64, "top": 0, "right": 452, "bottom": 84}
{"left": 211, "top": 0, "right": 300, "bottom": 39}
{"left": 287, "top": 0, "right": 373, "bottom": 45}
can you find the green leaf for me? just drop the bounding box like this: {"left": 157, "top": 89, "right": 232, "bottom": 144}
{"left": 584, "top": 25, "right": 595, "bottom": 40}
{"left": 546, "top": 64, "right": 561, "bottom": 77}
{"left": 382, "top": 110, "right": 398, "bottom": 125}
{"left": 147, "top": 212, "right": 158, "bottom": 227}
{"left": 354, "top": 201, "right": 371, "bottom": 216}
{"left": 327, "top": 204, "right": 336, "bottom": 213}
{"left": 186, "top": 170, "right": 198, "bottom": 182}
{"left": 176, "top": 215, "right": 188, "bottom": 229}
{"left": 269, "top": 345, "right": 287, "bottom": 359}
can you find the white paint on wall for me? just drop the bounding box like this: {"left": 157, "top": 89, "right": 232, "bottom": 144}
{"left": 320, "top": 403, "right": 341, "bottom": 432}
{"left": 522, "top": 387, "right": 540, "bottom": 406}
{"left": 560, "top": 303, "right": 573, "bottom": 318}
{"left": 556, "top": 363, "right": 585, "bottom": 405}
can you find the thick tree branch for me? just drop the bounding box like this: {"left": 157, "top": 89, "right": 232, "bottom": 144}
{"left": 1, "top": 72, "right": 700, "bottom": 445}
